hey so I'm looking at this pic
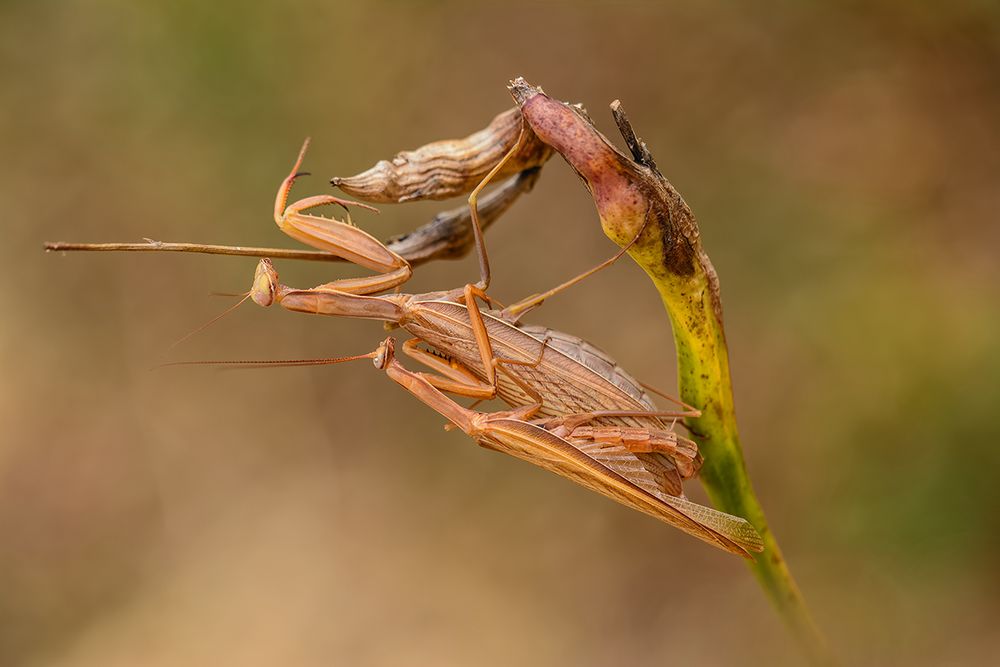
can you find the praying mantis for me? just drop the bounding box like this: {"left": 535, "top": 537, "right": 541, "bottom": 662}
{"left": 45, "top": 106, "right": 764, "bottom": 557}
{"left": 323, "top": 335, "right": 763, "bottom": 557}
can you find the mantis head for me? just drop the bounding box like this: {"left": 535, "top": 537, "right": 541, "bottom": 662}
{"left": 251, "top": 258, "right": 279, "bottom": 307}
{"left": 372, "top": 337, "right": 395, "bottom": 370}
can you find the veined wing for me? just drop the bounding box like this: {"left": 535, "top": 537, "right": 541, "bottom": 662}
{"left": 411, "top": 300, "right": 660, "bottom": 418}
{"left": 408, "top": 299, "right": 703, "bottom": 499}
{"left": 481, "top": 418, "right": 763, "bottom": 557}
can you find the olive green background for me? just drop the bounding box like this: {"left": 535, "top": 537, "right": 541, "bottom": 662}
{"left": 3, "top": 1, "right": 998, "bottom": 665}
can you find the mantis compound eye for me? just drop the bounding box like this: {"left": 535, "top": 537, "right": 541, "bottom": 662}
{"left": 372, "top": 338, "right": 394, "bottom": 369}
{"left": 250, "top": 259, "right": 279, "bottom": 307}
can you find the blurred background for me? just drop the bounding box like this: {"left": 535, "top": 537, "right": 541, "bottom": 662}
{"left": 3, "top": 0, "right": 999, "bottom": 664}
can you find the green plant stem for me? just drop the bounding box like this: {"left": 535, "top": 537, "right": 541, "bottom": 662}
{"left": 510, "top": 78, "right": 834, "bottom": 664}
{"left": 652, "top": 270, "right": 832, "bottom": 665}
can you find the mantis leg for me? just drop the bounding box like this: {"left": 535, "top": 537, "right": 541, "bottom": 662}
{"left": 571, "top": 424, "right": 701, "bottom": 483}
{"left": 562, "top": 424, "right": 696, "bottom": 457}
{"left": 399, "top": 338, "right": 495, "bottom": 400}
{"left": 466, "top": 127, "right": 527, "bottom": 292}
{"left": 376, "top": 336, "right": 757, "bottom": 556}
{"left": 272, "top": 139, "right": 412, "bottom": 295}
{"left": 399, "top": 339, "right": 548, "bottom": 423}
{"left": 501, "top": 208, "right": 652, "bottom": 321}
{"left": 43, "top": 168, "right": 543, "bottom": 269}
{"left": 375, "top": 338, "right": 540, "bottom": 434}
{"left": 447, "top": 125, "right": 532, "bottom": 383}
{"left": 534, "top": 413, "right": 701, "bottom": 485}
{"left": 455, "top": 282, "right": 557, "bottom": 416}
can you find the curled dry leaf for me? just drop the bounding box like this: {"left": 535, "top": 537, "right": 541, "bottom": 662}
{"left": 383, "top": 167, "right": 542, "bottom": 266}
{"left": 332, "top": 107, "right": 553, "bottom": 203}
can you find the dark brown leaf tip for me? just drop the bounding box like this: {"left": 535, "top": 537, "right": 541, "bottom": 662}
{"left": 508, "top": 77, "right": 543, "bottom": 106}
{"left": 511, "top": 80, "right": 712, "bottom": 291}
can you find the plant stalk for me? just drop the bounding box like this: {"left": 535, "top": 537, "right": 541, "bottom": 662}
{"left": 510, "top": 78, "right": 833, "bottom": 664}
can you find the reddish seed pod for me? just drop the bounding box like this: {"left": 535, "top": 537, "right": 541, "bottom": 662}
{"left": 509, "top": 77, "right": 714, "bottom": 305}
{"left": 331, "top": 107, "right": 552, "bottom": 203}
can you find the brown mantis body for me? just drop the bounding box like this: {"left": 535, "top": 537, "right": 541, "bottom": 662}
{"left": 341, "top": 337, "right": 763, "bottom": 558}
{"left": 252, "top": 139, "right": 704, "bottom": 492}
{"left": 44, "top": 109, "right": 763, "bottom": 555}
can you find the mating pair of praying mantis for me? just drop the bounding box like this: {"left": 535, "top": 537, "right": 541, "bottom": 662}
{"left": 46, "top": 105, "right": 764, "bottom": 558}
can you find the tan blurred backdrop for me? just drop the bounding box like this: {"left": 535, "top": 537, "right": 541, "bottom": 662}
{"left": 3, "top": 1, "right": 999, "bottom": 665}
